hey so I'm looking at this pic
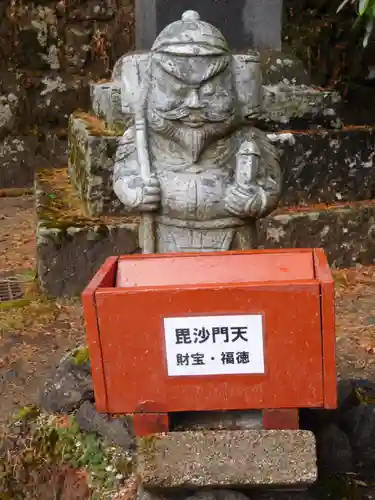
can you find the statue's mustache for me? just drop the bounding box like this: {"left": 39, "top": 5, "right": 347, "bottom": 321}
{"left": 154, "top": 107, "right": 235, "bottom": 122}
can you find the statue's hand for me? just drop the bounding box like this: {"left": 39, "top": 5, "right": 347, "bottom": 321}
{"left": 115, "top": 174, "right": 161, "bottom": 212}
{"left": 138, "top": 175, "right": 161, "bottom": 212}
{"left": 225, "top": 184, "right": 264, "bottom": 218}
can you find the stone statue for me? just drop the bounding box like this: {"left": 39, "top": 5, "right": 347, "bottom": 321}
{"left": 113, "top": 10, "right": 281, "bottom": 253}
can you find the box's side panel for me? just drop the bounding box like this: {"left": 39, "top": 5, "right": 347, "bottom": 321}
{"left": 313, "top": 248, "right": 337, "bottom": 409}
{"left": 81, "top": 256, "right": 118, "bottom": 412}
{"left": 84, "top": 256, "right": 119, "bottom": 290}
{"left": 95, "top": 281, "right": 324, "bottom": 414}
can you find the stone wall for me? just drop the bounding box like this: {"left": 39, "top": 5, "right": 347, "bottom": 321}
{"left": 2, "top": 0, "right": 375, "bottom": 189}
{"left": 0, "top": 0, "right": 134, "bottom": 188}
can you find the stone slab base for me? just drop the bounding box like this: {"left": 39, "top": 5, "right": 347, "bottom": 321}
{"left": 36, "top": 167, "right": 139, "bottom": 297}
{"left": 137, "top": 430, "right": 317, "bottom": 489}
{"left": 35, "top": 167, "right": 375, "bottom": 296}
{"left": 68, "top": 116, "right": 375, "bottom": 217}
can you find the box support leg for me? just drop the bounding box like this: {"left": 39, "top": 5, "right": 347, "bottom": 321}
{"left": 132, "top": 413, "right": 170, "bottom": 437}
{"left": 262, "top": 409, "right": 299, "bottom": 430}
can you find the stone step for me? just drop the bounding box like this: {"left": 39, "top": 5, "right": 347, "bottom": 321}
{"left": 36, "top": 167, "right": 139, "bottom": 298}
{"left": 68, "top": 114, "right": 375, "bottom": 217}
{"left": 36, "top": 167, "right": 375, "bottom": 297}
{"left": 258, "top": 200, "right": 375, "bottom": 268}
{"left": 137, "top": 430, "right": 317, "bottom": 489}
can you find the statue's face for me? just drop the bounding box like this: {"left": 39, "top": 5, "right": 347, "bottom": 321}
{"left": 147, "top": 53, "right": 238, "bottom": 161}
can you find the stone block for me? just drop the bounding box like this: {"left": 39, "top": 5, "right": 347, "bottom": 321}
{"left": 68, "top": 113, "right": 126, "bottom": 216}
{"left": 275, "top": 127, "right": 375, "bottom": 206}
{"left": 36, "top": 167, "right": 139, "bottom": 297}
{"left": 67, "top": 0, "right": 118, "bottom": 21}
{"left": 90, "top": 81, "right": 127, "bottom": 131}
{"left": 40, "top": 347, "right": 93, "bottom": 414}
{"left": 15, "top": 4, "right": 62, "bottom": 70}
{"left": 0, "top": 136, "right": 39, "bottom": 188}
{"left": 65, "top": 25, "right": 92, "bottom": 69}
{"left": 258, "top": 200, "right": 375, "bottom": 268}
{"left": 137, "top": 430, "right": 317, "bottom": 489}
{"left": 135, "top": 0, "right": 282, "bottom": 51}
{"left": 75, "top": 401, "right": 134, "bottom": 451}
{"left": 260, "top": 52, "right": 311, "bottom": 86}
{"left": 26, "top": 73, "right": 91, "bottom": 128}
{"left": 0, "top": 71, "right": 29, "bottom": 135}
{"left": 260, "top": 86, "right": 341, "bottom": 130}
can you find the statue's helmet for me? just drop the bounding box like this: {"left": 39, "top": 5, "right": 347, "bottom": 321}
{"left": 151, "top": 10, "right": 230, "bottom": 56}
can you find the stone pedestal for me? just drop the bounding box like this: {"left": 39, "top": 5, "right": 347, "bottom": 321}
{"left": 135, "top": 0, "right": 283, "bottom": 51}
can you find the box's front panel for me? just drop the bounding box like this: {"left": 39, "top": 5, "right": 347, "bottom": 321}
{"left": 95, "top": 283, "right": 323, "bottom": 413}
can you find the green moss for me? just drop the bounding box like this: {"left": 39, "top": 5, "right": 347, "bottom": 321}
{"left": 72, "top": 346, "right": 90, "bottom": 366}
{"left": 0, "top": 298, "right": 32, "bottom": 311}
{"left": 354, "top": 386, "right": 375, "bottom": 405}
{"left": 36, "top": 167, "right": 138, "bottom": 241}
{"left": 14, "top": 406, "right": 40, "bottom": 422}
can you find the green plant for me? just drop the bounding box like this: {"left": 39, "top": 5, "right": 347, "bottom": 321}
{"left": 1, "top": 413, "right": 132, "bottom": 499}
{"left": 337, "top": 0, "right": 375, "bottom": 46}
{"left": 72, "top": 346, "right": 90, "bottom": 366}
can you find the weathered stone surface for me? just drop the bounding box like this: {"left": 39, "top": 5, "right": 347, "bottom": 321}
{"left": 0, "top": 92, "right": 22, "bottom": 139}
{"left": 315, "top": 424, "right": 354, "bottom": 476}
{"left": 186, "top": 491, "right": 249, "bottom": 500}
{"left": 260, "top": 52, "right": 311, "bottom": 86}
{"left": 279, "top": 128, "right": 375, "bottom": 207}
{"left": 90, "top": 82, "right": 128, "bottom": 130}
{"left": 258, "top": 201, "right": 375, "bottom": 268}
{"left": 36, "top": 167, "right": 138, "bottom": 297}
{"left": 341, "top": 404, "right": 375, "bottom": 474}
{"left": 75, "top": 400, "right": 134, "bottom": 451}
{"left": 260, "top": 87, "right": 341, "bottom": 131}
{"left": 137, "top": 430, "right": 317, "bottom": 489}
{"left": 0, "top": 136, "right": 39, "bottom": 188}
{"left": 0, "top": 0, "right": 134, "bottom": 188}
{"left": 27, "top": 73, "right": 91, "bottom": 128}
{"left": 39, "top": 348, "right": 93, "bottom": 414}
{"left": 137, "top": 487, "right": 166, "bottom": 500}
{"left": 68, "top": 114, "right": 125, "bottom": 216}
{"left": 15, "top": 4, "right": 62, "bottom": 70}
{"left": 65, "top": 26, "right": 92, "bottom": 69}
{"left": 67, "top": 0, "right": 118, "bottom": 21}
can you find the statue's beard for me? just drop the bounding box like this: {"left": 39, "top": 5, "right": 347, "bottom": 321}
{"left": 147, "top": 109, "right": 237, "bottom": 163}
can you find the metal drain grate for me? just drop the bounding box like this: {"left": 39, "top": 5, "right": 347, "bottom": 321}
{"left": 0, "top": 277, "right": 25, "bottom": 303}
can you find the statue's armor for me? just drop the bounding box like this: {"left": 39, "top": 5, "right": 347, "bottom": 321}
{"left": 113, "top": 125, "right": 280, "bottom": 253}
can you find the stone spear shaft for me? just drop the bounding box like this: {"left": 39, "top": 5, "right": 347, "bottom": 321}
{"left": 121, "top": 57, "right": 155, "bottom": 254}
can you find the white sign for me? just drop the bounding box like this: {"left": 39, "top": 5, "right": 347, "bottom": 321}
{"left": 163, "top": 314, "right": 265, "bottom": 377}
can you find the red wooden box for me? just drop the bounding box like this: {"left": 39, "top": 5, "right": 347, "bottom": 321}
{"left": 82, "top": 248, "right": 336, "bottom": 434}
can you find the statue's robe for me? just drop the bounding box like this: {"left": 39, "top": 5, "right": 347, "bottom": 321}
{"left": 113, "top": 125, "right": 281, "bottom": 253}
